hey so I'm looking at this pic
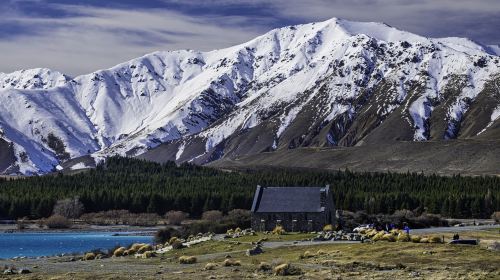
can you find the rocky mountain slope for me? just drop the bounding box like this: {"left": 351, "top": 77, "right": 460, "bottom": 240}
{"left": 1, "top": 18, "right": 499, "bottom": 175}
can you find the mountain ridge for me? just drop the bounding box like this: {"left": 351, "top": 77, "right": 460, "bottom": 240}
{"left": 1, "top": 18, "right": 499, "bottom": 175}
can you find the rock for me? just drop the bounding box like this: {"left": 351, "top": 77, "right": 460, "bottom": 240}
{"left": 3, "top": 268, "right": 16, "bottom": 275}
{"left": 18, "top": 268, "right": 31, "bottom": 274}
{"left": 246, "top": 245, "right": 264, "bottom": 256}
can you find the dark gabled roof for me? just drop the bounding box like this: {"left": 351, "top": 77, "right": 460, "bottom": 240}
{"left": 251, "top": 186, "right": 327, "bottom": 213}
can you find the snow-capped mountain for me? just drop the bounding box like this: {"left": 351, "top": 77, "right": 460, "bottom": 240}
{"left": 1, "top": 18, "right": 500, "bottom": 175}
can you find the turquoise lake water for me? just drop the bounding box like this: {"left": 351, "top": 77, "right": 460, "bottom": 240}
{"left": 0, "top": 232, "right": 153, "bottom": 259}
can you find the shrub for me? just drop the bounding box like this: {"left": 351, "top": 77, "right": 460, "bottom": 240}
{"left": 223, "top": 258, "right": 241, "bottom": 267}
{"left": 382, "top": 233, "right": 396, "bottom": 242}
{"left": 166, "top": 211, "right": 188, "bottom": 226}
{"left": 81, "top": 210, "right": 161, "bottom": 226}
{"left": 171, "top": 239, "right": 184, "bottom": 250}
{"left": 45, "top": 215, "right": 71, "bottom": 229}
{"left": 179, "top": 256, "right": 197, "bottom": 264}
{"left": 258, "top": 262, "right": 272, "bottom": 271}
{"left": 410, "top": 235, "right": 421, "bottom": 243}
{"left": 272, "top": 225, "right": 285, "bottom": 235}
{"left": 202, "top": 210, "right": 223, "bottom": 222}
{"left": 420, "top": 237, "right": 429, "bottom": 243}
{"left": 274, "top": 263, "right": 302, "bottom": 276}
{"left": 397, "top": 233, "right": 410, "bottom": 242}
{"left": 299, "top": 251, "right": 316, "bottom": 259}
{"left": 141, "top": 251, "right": 156, "bottom": 258}
{"left": 323, "top": 224, "right": 333, "bottom": 232}
{"left": 130, "top": 243, "right": 146, "bottom": 251}
{"left": 226, "top": 209, "right": 251, "bottom": 228}
{"left": 113, "top": 247, "right": 127, "bottom": 257}
{"left": 53, "top": 197, "right": 84, "bottom": 219}
{"left": 429, "top": 236, "right": 442, "bottom": 243}
{"left": 371, "top": 231, "right": 385, "bottom": 241}
{"left": 83, "top": 252, "right": 96, "bottom": 261}
{"left": 492, "top": 212, "right": 500, "bottom": 223}
{"left": 154, "top": 227, "right": 180, "bottom": 244}
{"left": 205, "top": 263, "right": 217, "bottom": 270}
{"left": 137, "top": 244, "right": 153, "bottom": 254}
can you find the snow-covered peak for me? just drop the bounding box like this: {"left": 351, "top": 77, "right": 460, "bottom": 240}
{"left": 0, "top": 68, "right": 69, "bottom": 90}
{"left": 1, "top": 18, "right": 499, "bottom": 175}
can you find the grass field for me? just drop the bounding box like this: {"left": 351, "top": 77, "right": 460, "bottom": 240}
{"left": 3, "top": 229, "right": 499, "bottom": 279}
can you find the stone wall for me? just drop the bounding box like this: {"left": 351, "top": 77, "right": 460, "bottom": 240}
{"left": 251, "top": 212, "right": 326, "bottom": 232}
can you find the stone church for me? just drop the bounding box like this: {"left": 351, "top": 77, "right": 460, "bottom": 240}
{"left": 250, "top": 185, "right": 336, "bottom": 232}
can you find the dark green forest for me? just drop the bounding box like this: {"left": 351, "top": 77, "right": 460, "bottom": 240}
{"left": 0, "top": 157, "right": 498, "bottom": 219}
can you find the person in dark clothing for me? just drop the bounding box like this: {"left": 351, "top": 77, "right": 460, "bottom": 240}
{"left": 453, "top": 233, "right": 460, "bottom": 240}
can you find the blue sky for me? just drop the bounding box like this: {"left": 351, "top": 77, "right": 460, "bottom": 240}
{"left": 1, "top": 0, "right": 499, "bottom": 76}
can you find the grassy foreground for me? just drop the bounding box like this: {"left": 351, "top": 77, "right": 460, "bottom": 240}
{"left": 2, "top": 230, "right": 499, "bottom": 280}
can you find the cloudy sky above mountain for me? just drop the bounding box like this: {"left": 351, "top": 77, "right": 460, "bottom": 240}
{"left": 1, "top": 0, "right": 499, "bottom": 76}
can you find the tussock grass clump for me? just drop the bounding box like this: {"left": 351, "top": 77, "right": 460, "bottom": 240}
{"left": 316, "top": 249, "right": 326, "bottom": 255}
{"left": 420, "top": 237, "right": 429, "bottom": 243}
{"left": 323, "top": 224, "right": 333, "bottom": 232}
{"left": 83, "top": 252, "right": 96, "bottom": 261}
{"left": 382, "top": 233, "right": 396, "bottom": 242}
{"left": 130, "top": 243, "right": 146, "bottom": 251}
{"left": 429, "top": 236, "right": 443, "bottom": 243}
{"left": 141, "top": 251, "right": 156, "bottom": 258}
{"left": 169, "top": 237, "right": 179, "bottom": 245}
{"left": 113, "top": 247, "right": 127, "bottom": 257}
{"left": 258, "top": 262, "right": 272, "bottom": 271}
{"left": 274, "top": 263, "right": 302, "bottom": 276}
{"left": 179, "top": 256, "right": 197, "bottom": 264}
{"left": 397, "top": 233, "right": 410, "bottom": 242}
{"left": 371, "top": 231, "right": 385, "bottom": 241}
{"left": 272, "top": 225, "right": 285, "bottom": 235}
{"left": 299, "top": 250, "right": 316, "bottom": 259}
{"left": 204, "top": 263, "right": 217, "bottom": 270}
{"left": 411, "top": 235, "right": 421, "bottom": 243}
{"left": 223, "top": 258, "right": 241, "bottom": 267}
{"left": 171, "top": 239, "right": 184, "bottom": 249}
{"left": 137, "top": 244, "right": 153, "bottom": 254}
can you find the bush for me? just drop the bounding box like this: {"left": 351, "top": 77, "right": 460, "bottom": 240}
{"left": 272, "top": 225, "right": 285, "bottom": 235}
{"left": 166, "top": 211, "right": 188, "bottom": 226}
{"left": 83, "top": 252, "right": 96, "bottom": 261}
{"left": 410, "top": 235, "right": 421, "bottom": 243}
{"left": 420, "top": 237, "right": 429, "bottom": 243}
{"left": 382, "top": 233, "right": 396, "bottom": 242}
{"left": 202, "top": 210, "right": 223, "bottom": 222}
{"left": 171, "top": 239, "right": 184, "bottom": 250}
{"left": 323, "top": 224, "right": 333, "bottom": 232}
{"left": 45, "top": 215, "right": 71, "bottom": 229}
{"left": 113, "top": 247, "right": 127, "bottom": 257}
{"left": 397, "top": 233, "right": 410, "bottom": 242}
{"left": 154, "top": 227, "right": 180, "bottom": 244}
{"left": 53, "top": 197, "right": 84, "bottom": 219}
{"left": 223, "top": 258, "right": 241, "bottom": 267}
{"left": 429, "top": 236, "right": 442, "bottom": 243}
{"left": 205, "top": 263, "right": 217, "bottom": 270}
{"left": 274, "top": 263, "right": 301, "bottom": 276}
{"left": 130, "top": 243, "right": 146, "bottom": 251}
{"left": 179, "top": 256, "right": 197, "bottom": 264}
{"left": 81, "top": 210, "right": 161, "bottom": 226}
{"left": 299, "top": 251, "right": 316, "bottom": 259}
{"left": 258, "top": 262, "right": 272, "bottom": 271}
{"left": 137, "top": 244, "right": 153, "bottom": 254}
{"left": 226, "top": 209, "right": 251, "bottom": 228}
{"left": 492, "top": 212, "right": 500, "bottom": 223}
{"left": 141, "top": 251, "right": 156, "bottom": 258}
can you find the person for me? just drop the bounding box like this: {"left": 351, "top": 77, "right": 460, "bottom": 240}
{"left": 453, "top": 233, "right": 459, "bottom": 240}
{"left": 403, "top": 224, "right": 410, "bottom": 235}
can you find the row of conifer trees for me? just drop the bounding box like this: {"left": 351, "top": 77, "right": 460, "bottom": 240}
{"left": 0, "top": 156, "right": 498, "bottom": 219}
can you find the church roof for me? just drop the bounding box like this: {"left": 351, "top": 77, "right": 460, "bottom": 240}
{"left": 251, "top": 186, "right": 329, "bottom": 213}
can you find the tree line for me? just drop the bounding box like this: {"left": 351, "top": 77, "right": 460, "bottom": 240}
{"left": 0, "top": 156, "right": 498, "bottom": 219}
